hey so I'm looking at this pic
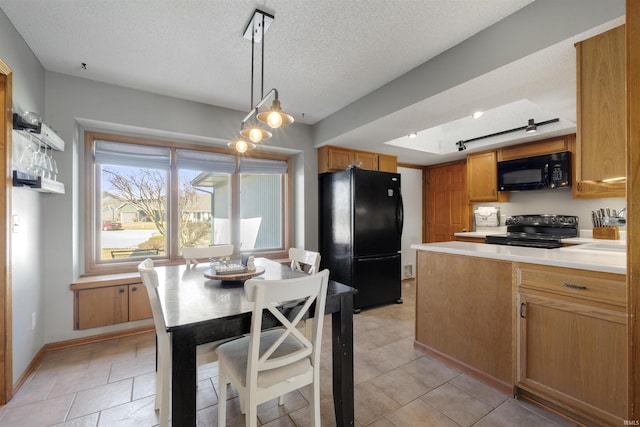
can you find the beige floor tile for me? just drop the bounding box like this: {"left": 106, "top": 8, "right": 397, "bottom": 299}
{"left": 256, "top": 390, "right": 309, "bottom": 425}
{"left": 369, "top": 366, "right": 433, "bottom": 406}
{"left": 132, "top": 371, "right": 156, "bottom": 401}
{"left": 109, "top": 351, "right": 155, "bottom": 383}
{"left": 366, "top": 417, "right": 396, "bottom": 427}
{"left": 51, "top": 412, "right": 99, "bottom": 427}
{"left": 260, "top": 415, "right": 297, "bottom": 427}
{"left": 0, "top": 394, "right": 74, "bottom": 427}
{"left": 48, "top": 362, "right": 112, "bottom": 398}
{"left": 97, "top": 395, "right": 158, "bottom": 427}
{"left": 67, "top": 378, "right": 133, "bottom": 419}
{"left": 399, "top": 356, "right": 461, "bottom": 389}
{"left": 384, "top": 399, "right": 459, "bottom": 427}
{"left": 5, "top": 370, "right": 57, "bottom": 407}
{"left": 354, "top": 381, "right": 400, "bottom": 426}
{"left": 288, "top": 396, "right": 336, "bottom": 427}
{"left": 513, "top": 399, "right": 580, "bottom": 427}
{"left": 474, "top": 399, "right": 564, "bottom": 427}
{"left": 421, "top": 383, "right": 493, "bottom": 426}
{"left": 196, "top": 377, "right": 219, "bottom": 410}
{"left": 449, "top": 374, "right": 509, "bottom": 408}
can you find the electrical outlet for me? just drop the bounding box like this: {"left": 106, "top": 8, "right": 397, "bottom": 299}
{"left": 31, "top": 312, "right": 36, "bottom": 330}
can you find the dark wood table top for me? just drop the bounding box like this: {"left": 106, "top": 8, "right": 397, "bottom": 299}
{"left": 154, "top": 257, "right": 356, "bottom": 332}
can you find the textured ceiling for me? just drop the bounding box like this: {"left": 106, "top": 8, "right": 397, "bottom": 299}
{"left": 0, "top": 1, "right": 625, "bottom": 165}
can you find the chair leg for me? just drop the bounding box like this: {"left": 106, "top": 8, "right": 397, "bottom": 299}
{"left": 218, "top": 368, "right": 228, "bottom": 427}
{"left": 157, "top": 354, "right": 170, "bottom": 427}
{"left": 246, "top": 400, "right": 258, "bottom": 427}
{"left": 310, "top": 379, "right": 321, "bottom": 427}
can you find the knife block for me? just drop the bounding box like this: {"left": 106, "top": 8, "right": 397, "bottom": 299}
{"left": 592, "top": 227, "right": 620, "bottom": 240}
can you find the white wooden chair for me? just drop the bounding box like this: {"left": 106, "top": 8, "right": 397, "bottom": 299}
{"left": 289, "top": 247, "right": 320, "bottom": 274}
{"left": 138, "top": 259, "right": 223, "bottom": 427}
{"left": 216, "top": 269, "right": 330, "bottom": 427}
{"left": 183, "top": 244, "right": 234, "bottom": 268}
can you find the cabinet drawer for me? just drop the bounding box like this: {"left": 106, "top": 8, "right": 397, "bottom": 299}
{"left": 516, "top": 263, "right": 626, "bottom": 307}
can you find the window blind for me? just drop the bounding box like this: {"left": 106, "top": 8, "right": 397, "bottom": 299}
{"left": 176, "top": 149, "right": 236, "bottom": 174}
{"left": 238, "top": 158, "right": 288, "bottom": 174}
{"left": 95, "top": 141, "right": 170, "bottom": 169}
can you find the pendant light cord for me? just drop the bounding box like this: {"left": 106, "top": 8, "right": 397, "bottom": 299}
{"left": 250, "top": 27, "right": 255, "bottom": 110}
{"left": 261, "top": 13, "right": 265, "bottom": 99}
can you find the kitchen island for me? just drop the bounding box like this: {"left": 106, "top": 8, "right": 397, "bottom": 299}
{"left": 411, "top": 241, "right": 627, "bottom": 426}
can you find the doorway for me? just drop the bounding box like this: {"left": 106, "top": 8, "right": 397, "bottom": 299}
{"left": 0, "top": 58, "right": 13, "bottom": 404}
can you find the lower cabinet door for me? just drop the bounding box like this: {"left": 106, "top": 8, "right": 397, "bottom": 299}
{"left": 517, "top": 292, "right": 627, "bottom": 424}
{"left": 76, "top": 286, "right": 128, "bottom": 329}
{"left": 129, "top": 283, "right": 153, "bottom": 321}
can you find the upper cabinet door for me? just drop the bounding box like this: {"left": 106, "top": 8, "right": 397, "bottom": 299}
{"left": 574, "top": 25, "right": 626, "bottom": 198}
{"left": 467, "top": 151, "right": 509, "bottom": 203}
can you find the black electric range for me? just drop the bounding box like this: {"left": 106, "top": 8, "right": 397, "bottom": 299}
{"left": 485, "top": 214, "right": 579, "bottom": 249}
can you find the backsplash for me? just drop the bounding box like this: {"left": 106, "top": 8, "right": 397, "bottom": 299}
{"left": 473, "top": 189, "right": 626, "bottom": 236}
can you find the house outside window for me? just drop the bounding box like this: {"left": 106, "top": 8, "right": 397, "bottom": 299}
{"left": 85, "top": 132, "right": 291, "bottom": 273}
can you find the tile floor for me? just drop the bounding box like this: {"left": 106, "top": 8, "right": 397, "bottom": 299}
{"left": 0, "top": 280, "right": 578, "bottom": 427}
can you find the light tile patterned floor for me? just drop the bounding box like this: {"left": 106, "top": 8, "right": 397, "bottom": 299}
{"left": 0, "top": 280, "right": 578, "bottom": 426}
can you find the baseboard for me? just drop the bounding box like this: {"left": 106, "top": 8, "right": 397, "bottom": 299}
{"left": 11, "top": 346, "right": 47, "bottom": 398}
{"left": 44, "top": 325, "right": 154, "bottom": 352}
{"left": 12, "top": 325, "right": 154, "bottom": 397}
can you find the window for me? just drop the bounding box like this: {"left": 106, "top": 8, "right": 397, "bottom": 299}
{"left": 85, "top": 132, "right": 291, "bottom": 273}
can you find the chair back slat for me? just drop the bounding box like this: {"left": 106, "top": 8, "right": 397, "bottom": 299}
{"left": 289, "top": 247, "right": 320, "bottom": 274}
{"left": 244, "top": 270, "right": 329, "bottom": 376}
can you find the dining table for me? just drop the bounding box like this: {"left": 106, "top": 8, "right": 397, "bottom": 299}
{"left": 153, "top": 257, "right": 357, "bottom": 426}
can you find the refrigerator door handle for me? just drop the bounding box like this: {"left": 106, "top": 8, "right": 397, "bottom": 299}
{"left": 397, "top": 193, "right": 404, "bottom": 235}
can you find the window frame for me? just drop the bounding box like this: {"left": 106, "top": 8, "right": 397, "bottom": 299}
{"left": 84, "top": 131, "right": 292, "bottom": 274}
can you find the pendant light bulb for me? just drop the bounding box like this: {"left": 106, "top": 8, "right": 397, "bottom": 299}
{"left": 236, "top": 139, "right": 249, "bottom": 153}
{"left": 257, "top": 98, "right": 294, "bottom": 129}
{"left": 228, "top": 138, "right": 255, "bottom": 154}
{"left": 266, "top": 111, "right": 283, "bottom": 128}
{"left": 249, "top": 127, "right": 263, "bottom": 142}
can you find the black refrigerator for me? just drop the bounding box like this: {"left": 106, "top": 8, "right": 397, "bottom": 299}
{"left": 319, "top": 168, "right": 403, "bottom": 311}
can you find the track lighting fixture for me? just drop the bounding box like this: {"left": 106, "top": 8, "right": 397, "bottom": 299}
{"left": 453, "top": 118, "right": 558, "bottom": 151}
{"left": 525, "top": 118, "right": 537, "bottom": 133}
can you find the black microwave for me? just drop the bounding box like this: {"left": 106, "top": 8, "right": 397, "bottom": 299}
{"left": 497, "top": 151, "right": 571, "bottom": 191}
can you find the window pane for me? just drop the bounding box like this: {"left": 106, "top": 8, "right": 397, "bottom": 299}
{"left": 179, "top": 170, "right": 231, "bottom": 251}
{"left": 99, "top": 165, "right": 168, "bottom": 260}
{"left": 239, "top": 174, "right": 283, "bottom": 250}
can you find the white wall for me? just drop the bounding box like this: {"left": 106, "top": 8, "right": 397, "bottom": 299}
{"left": 399, "top": 167, "right": 422, "bottom": 278}
{"left": 1, "top": 7, "right": 48, "bottom": 382}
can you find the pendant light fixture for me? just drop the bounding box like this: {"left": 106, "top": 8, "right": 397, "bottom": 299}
{"left": 228, "top": 9, "right": 294, "bottom": 153}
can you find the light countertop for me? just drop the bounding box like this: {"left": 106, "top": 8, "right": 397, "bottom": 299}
{"left": 411, "top": 241, "right": 626, "bottom": 275}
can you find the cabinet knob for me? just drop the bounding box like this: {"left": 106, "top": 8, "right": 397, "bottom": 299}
{"left": 119, "top": 288, "right": 126, "bottom": 294}
{"left": 520, "top": 302, "right": 527, "bottom": 318}
{"left": 131, "top": 286, "right": 137, "bottom": 292}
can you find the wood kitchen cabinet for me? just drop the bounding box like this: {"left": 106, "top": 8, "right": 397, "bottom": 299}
{"left": 466, "top": 150, "right": 509, "bottom": 202}
{"left": 317, "top": 145, "right": 397, "bottom": 173}
{"left": 415, "top": 251, "right": 512, "bottom": 391}
{"left": 574, "top": 25, "right": 626, "bottom": 198}
{"left": 515, "top": 263, "right": 627, "bottom": 425}
{"left": 71, "top": 274, "right": 152, "bottom": 330}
